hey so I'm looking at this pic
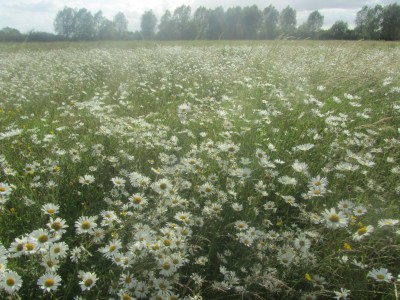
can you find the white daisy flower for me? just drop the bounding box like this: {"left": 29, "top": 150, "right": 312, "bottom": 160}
{"left": 79, "top": 174, "right": 95, "bottom": 186}
{"left": 111, "top": 176, "right": 125, "bottom": 188}
{"left": 368, "top": 267, "right": 393, "bottom": 282}
{"left": 37, "top": 272, "right": 62, "bottom": 292}
{"left": 1, "top": 271, "right": 22, "bottom": 294}
{"left": 152, "top": 178, "right": 172, "bottom": 194}
{"left": 41, "top": 203, "right": 60, "bottom": 215}
{"left": 322, "top": 208, "right": 348, "bottom": 229}
{"left": 352, "top": 225, "right": 374, "bottom": 241}
{"left": 99, "top": 239, "right": 122, "bottom": 258}
{"left": 0, "top": 182, "right": 12, "bottom": 197}
{"left": 378, "top": 219, "right": 399, "bottom": 228}
{"left": 78, "top": 271, "right": 98, "bottom": 291}
{"left": 75, "top": 216, "right": 98, "bottom": 235}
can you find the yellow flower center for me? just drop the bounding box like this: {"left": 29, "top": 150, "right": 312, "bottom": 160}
{"left": 26, "top": 243, "right": 35, "bottom": 251}
{"left": 125, "top": 276, "right": 132, "bottom": 283}
{"left": 357, "top": 227, "right": 367, "bottom": 235}
{"left": 163, "top": 239, "right": 171, "bottom": 247}
{"left": 159, "top": 183, "right": 167, "bottom": 190}
{"left": 313, "top": 189, "right": 321, "bottom": 195}
{"left": 84, "top": 279, "right": 93, "bottom": 286}
{"left": 133, "top": 197, "right": 141, "bottom": 204}
{"left": 51, "top": 222, "right": 62, "bottom": 230}
{"left": 376, "top": 274, "right": 385, "bottom": 280}
{"left": 329, "top": 214, "right": 340, "bottom": 223}
{"left": 38, "top": 234, "right": 49, "bottom": 243}
{"left": 314, "top": 181, "right": 321, "bottom": 186}
{"left": 109, "top": 245, "right": 116, "bottom": 252}
{"left": 47, "top": 260, "right": 54, "bottom": 267}
{"left": 45, "top": 278, "right": 55, "bottom": 287}
{"left": 81, "top": 221, "right": 91, "bottom": 230}
{"left": 47, "top": 209, "right": 55, "bottom": 214}
{"left": 0, "top": 187, "right": 6, "bottom": 192}
{"left": 122, "top": 294, "right": 132, "bottom": 300}
{"left": 6, "top": 278, "right": 15, "bottom": 286}
{"left": 162, "top": 263, "right": 171, "bottom": 270}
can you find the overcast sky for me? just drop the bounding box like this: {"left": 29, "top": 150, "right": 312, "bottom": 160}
{"left": 0, "top": 0, "right": 398, "bottom": 33}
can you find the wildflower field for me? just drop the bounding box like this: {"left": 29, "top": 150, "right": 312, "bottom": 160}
{"left": 0, "top": 41, "right": 399, "bottom": 299}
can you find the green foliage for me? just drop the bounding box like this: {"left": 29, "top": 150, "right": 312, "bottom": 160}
{"left": 53, "top": 7, "right": 129, "bottom": 41}
{"left": 0, "top": 40, "right": 399, "bottom": 299}
{"left": 141, "top": 10, "right": 158, "bottom": 40}
{"left": 381, "top": 3, "right": 400, "bottom": 40}
{"left": 279, "top": 6, "right": 297, "bottom": 36}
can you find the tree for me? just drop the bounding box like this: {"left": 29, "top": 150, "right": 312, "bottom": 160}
{"left": 193, "top": 6, "right": 209, "bottom": 39}
{"left": 224, "top": 7, "right": 243, "bottom": 39}
{"left": 307, "top": 10, "right": 324, "bottom": 33}
{"left": 355, "top": 5, "right": 383, "bottom": 39}
{"left": 74, "top": 8, "right": 94, "bottom": 40}
{"left": 240, "top": 5, "right": 262, "bottom": 39}
{"left": 114, "top": 12, "right": 128, "bottom": 38}
{"left": 298, "top": 10, "right": 324, "bottom": 38}
{"left": 172, "top": 5, "right": 192, "bottom": 39}
{"left": 261, "top": 5, "right": 279, "bottom": 39}
{"left": 98, "top": 19, "right": 117, "bottom": 40}
{"left": 141, "top": 10, "right": 157, "bottom": 39}
{"left": 0, "top": 27, "right": 25, "bottom": 42}
{"left": 381, "top": 3, "right": 400, "bottom": 40}
{"left": 206, "top": 7, "right": 225, "bottom": 40}
{"left": 54, "top": 7, "right": 76, "bottom": 39}
{"left": 93, "top": 11, "right": 106, "bottom": 39}
{"left": 279, "top": 6, "right": 297, "bottom": 36}
{"left": 158, "top": 10, "right": 174, "bottom": 40}
{"left": 329, "top": 21, "right": 349, "bottom": 39}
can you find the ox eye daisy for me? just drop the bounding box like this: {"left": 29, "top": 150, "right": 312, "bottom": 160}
{"left": 49, "top": 242, "right": 69, "bottom": 259}
{"left": 0, "top": 182, "right": 12, "bottom": 196}
{"left": 79, "top": 174, "right": 95, "bottom": 186}
{"left": 152, "top": 178, "right": 172, "bottom": 194}
{"left": 322, "top": 208, "right": 348, "bottom": 229}
{"left": 368, "top": 268, "right": 393, "bottom": 282}
{"left": 41, "top": 203, "right": 60, "bottom": 215}
{"left": 352, "top": 225, "right": 374, "bottom": 241}
{"left": 128, "top": 193, "right": 148, "bottom": 209}
{"left": 1, "top": 271, "right": 22, "bottom": 294}
{"left": 79, "top": 271, "right": 98, "bottom": 291}
{"left": 75, "top": 216, "right": 97, "bottom": 235}
{"left": 37, "top": 272, "right": 61, "bottom": 292}
{"left": 378, "top": 219, "right": 399, "bottom": 228}
{"left": 47, "top": 217, "right": 68, "bottom": 235}
{"left": 99, "top": 239, "right": 122, "bottom": 258}
{"left": 31, "top": 229, "right": 53, "bottom": 247}
{"left": 111, "top": 176, "right": 125, "bottom": 188}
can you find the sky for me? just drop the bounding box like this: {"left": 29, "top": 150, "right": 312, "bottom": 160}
{"left": 0, "top": 0, "right": 398, "bottom": 33}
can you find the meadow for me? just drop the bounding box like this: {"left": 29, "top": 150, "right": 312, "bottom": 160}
{"left": 0, "top": 40, "right": 399, "bottom": 299}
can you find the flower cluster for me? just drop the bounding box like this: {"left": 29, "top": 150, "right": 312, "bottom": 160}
{"left": 0, "top": 43, "right": 399, "bottom": 299}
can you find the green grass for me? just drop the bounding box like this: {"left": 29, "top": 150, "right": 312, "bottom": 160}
{"left": 0, "top": 40, "right": 399, "bottom": 299}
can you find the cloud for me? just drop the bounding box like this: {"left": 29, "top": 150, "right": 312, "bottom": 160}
{"left": 2, "top": 1, "right": 57, "bottom": 13}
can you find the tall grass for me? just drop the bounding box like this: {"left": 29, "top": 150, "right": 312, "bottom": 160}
{"left": 0, "top": 41, "right": 399, "bottom": 299}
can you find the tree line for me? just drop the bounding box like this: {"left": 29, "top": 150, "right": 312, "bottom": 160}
{"left": 1, "top": 3, "right": 399, "bottom": 42}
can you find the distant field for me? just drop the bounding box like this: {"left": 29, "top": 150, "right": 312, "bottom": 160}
{"left": 0, "top": 41, "right": 399, "bottom": 299}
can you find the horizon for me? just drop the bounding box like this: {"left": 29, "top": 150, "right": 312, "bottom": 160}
{"left": 0, "top": 0, "right": 398, "bottom": 34}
